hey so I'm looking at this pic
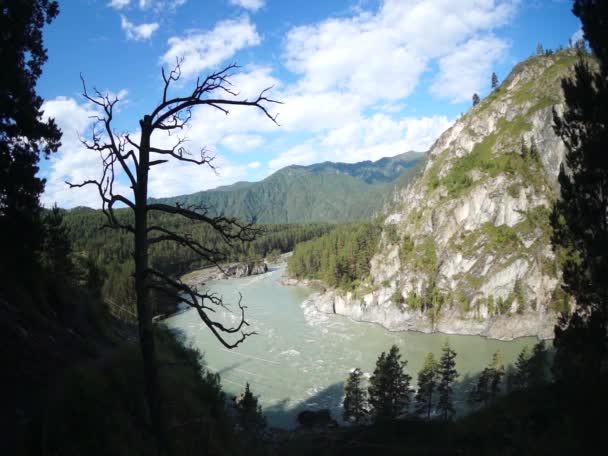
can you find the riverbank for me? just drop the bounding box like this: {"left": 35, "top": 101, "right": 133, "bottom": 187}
{"left": 282, "top": 275, "right": 553, "bottom": 341}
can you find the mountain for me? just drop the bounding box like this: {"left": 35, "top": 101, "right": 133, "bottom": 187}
{"left": 154, "top": 152, "right": 425, "bottom": 223}
{"left": 311, "top": 49, "right": 589, "bottom": 340}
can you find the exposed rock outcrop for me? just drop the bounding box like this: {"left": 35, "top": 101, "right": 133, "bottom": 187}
{"left": 310, "top": 50, "right": 587, "bottom": 340}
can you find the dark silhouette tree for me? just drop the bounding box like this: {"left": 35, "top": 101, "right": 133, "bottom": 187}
{"left": 513, "top": 341, "right": 549, "bottom": 390}
{"left": 470, "top": 351, "right": 504, "bottom": 408}
{"left": 415, "top": 352, "right": 438, "bottom": 419}
{"left": 491, "top": 72, "right": 499, "bottom": 90}
{"left": 368, "top": 345, "right": 412, "bottom": 421}
{"left": 513, "top": 346, "right": 531, "bottom": 390}
{"left": 537, "top": 42, "right": 545, "bottom": 56}
{"left": 469, "top": 367, "right": 491, "bottom": 408}
{"left": 488, "top": 351, "right": 505, "bottom": 398}
{"left": 71, "top": 61, "right": 279, "bottom": 453}
{"left": 343, "top": 367, "right": 368, "bottom": 424}
{"left": 0, "top": 0, "right": 62, "bottom": 286}
{"left": 527, "top": 341, "right": 549, "bottom": 387}
{"left": 41, "top": 205, "right": 73, "bottom": 278}
{"left": 472, "top": 93, "right": 480, "bottom": 106}
{"left": 234, "top": 383, "right": 266, "bottom": 436}
{"left": 550, "top": 0, "right": 608, "bottom": 383}
{"left": 437, "top": 341, "right": 458, "bottom": 421}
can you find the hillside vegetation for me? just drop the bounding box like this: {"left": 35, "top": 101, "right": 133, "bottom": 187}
{"left": 154, "top": 152, "right": 425, "bottom": 224}
{"left": 289, "top": 49, "right": 591, "bottom": 340}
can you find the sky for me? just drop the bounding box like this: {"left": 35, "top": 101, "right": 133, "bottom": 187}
{"left": 37, "top": 0, "right": 582, "bottom": 208}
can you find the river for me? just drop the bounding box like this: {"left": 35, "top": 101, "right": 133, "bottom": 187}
{"left": 165, "top": 264, "right": 537, "bottom": 428}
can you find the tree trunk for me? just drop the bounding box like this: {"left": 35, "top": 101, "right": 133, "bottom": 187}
{"left": 135, "top": 123, "right": 166, "bottom": 454}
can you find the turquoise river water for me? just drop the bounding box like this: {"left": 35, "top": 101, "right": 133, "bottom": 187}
{"left": 165, "top": 265, "right": 537, "bottom": 428}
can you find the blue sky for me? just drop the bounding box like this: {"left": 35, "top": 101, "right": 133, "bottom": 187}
{"left": 37, "top": 0, "right": 582, "bottom": 207}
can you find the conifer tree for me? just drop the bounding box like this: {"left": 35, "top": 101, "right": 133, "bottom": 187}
{"left": 489, "top": 351, "right": 505, "bottom": 398}
{"left": 491, "top": 72, "right": 499, "bottom": 90}
{"left": 437, "top": 341, "right": 458, "bottom": 421}
{"left": 0, "top": 0, "right": 62, "bottom": 285}
{"left": 472, "top": 93, "right": 480, "bottom": 106}
{"left": 343, "top": 368, "right": 368, "bottom": 424}
{"left": 415, "top": 353, "right": 438, "bottom": 419}
{"left": 235, "top": 383, "right": 266, "bottom": 435}
{"left": 513, "top": 346, "right": 531, "bottom": 390}
{"left": 368, "top": 345, "right": 413, "bottom": 421}
{"left": 537, "top": 42, "right": 545, "bottom": 56}
{"left": 469, "top": 351, "right": 504, "bottom": 408}
{"left": 469, "top": 367, "right": 491, "bottom": 408}
{"left": 550, "top": 0, "right": 608, "bottom": 383}
{"left": 527, "top": 341, "right": 549, "bottom": 387}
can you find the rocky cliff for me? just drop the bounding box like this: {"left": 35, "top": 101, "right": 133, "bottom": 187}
{"left": 314, "top": 50, "right": 587, "bottom": 340}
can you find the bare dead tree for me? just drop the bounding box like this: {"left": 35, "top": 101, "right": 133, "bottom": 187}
{"left": 68, "top": 61, "right": 280, "bottom": 454}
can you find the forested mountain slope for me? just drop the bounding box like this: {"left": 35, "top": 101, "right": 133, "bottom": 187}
{"left": 154, "top": 152, "right": 425, "bottom": 223}
{"left": 291, "top": 49, "right": 590, "bottom": 340}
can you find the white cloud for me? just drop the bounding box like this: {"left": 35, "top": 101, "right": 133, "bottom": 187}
{"left": 161, "top": 16, "right": 261, "bottom": 79}
{"left": 228, "top": 0, "right": 264, "bottom": 12}
{"left": 284, "top": 0, "right": 517, "bottom": 104}
{"left": 108, "top": 0, "right": 130, "bottom": 9}
{"left": 120, "top": 15, "right": 159, "bottom": 41}
{"left": 430, "top": 36, "right": 509, "bottom": 103}
{"left": 146, "top": 155, "right": 250, "bottom": 198}
{"left": 40, "top": 96, "right": 132, "bottom": 208}
{"left": 268, "top": 144, "right": 318, "bottom": 171}
{"left": 320, "top": 114, "right": 452, "bottom": 162}
{"left": 221, "top": 134, "right": 264, "bottom": 152}
{"left": 571, "top": 28, "right": 584, "bottom": 46}
{"left": 247, "top": 161, "right": 261, "bottom": 169}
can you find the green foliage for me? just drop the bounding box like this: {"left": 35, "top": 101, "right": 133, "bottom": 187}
{"left": 384, "top": 224, "right": 399, "bottom": 244}
{"left": 391, "top": 289, "right": 405, "bottom": 308}
{"left": 491, "top": 72, "right": 499, "bottom": 89}
{"left": 469, "top": 351, "right": 505, "bottom": 408}
{"left": 550, "top": 0, "right": 608, "bottom": 384}
{"left": 400, "top": 236, "right": 437, "bottom": 276}
{"left": 32, "top": 326, "right": 239, "bottom": 455}
{"left": 62, "top": 207, "right": 333, "bottom": 314}
{"left": 368, "top": 345, "right": 413, "bottom": 421}
{"left": 415, "top": 352, "right": 439, "bottom": 419}
{"left": 513, "top": 341, "right": 550, "bottom": 391}
{"left": 288, "top": 221, "right": 382, "bottom": 290}
{"left": 343, "top": 367, "right": 368, "bottom": 424}
{"left": 156, "top": 153, "right": 424, "bottom": 224}
{"left": 513, "top": 278, "right": 526, "bottom": 313}
{"left": 0, "top": 0, "right": 62, "bottom": 286}
{"left": 437, "top": 341, "right": 458, "bottom": 421}
{"left": 234, "top": 383, "right": 266, "bottom": 441}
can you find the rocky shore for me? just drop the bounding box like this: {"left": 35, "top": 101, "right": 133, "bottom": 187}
{"left": 182, "top": 260, "right": 269, "bottom": 287}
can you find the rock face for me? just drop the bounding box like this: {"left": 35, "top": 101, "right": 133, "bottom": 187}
{"left": 225, "top": 261, "right": 268, "bottom": 278}
{"left": 313, "top": 50, "right": 586, "bottom": 340}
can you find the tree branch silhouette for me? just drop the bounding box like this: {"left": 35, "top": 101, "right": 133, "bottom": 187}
{"left": 71, "top": 60, "right": 280, "bottom": 454}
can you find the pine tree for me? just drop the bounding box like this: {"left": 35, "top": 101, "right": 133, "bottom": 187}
{"left": 343, "top": 368, "right": 368, "bottom": 424}
{"left": 469, "top": 351, "right": 503, "bottom": 408}
{"left": 489, "top": 351, "right": 505, "bottom": 398}
{"left": 513, "top": 346, "right": 531, "bottom": 390}
{"left": 437, "top": 341, "right": 458, "bottom": 421}
{"left": 469, "top": 367, "right": 491, "bottom": 408}
{"left": 472, "top": 93, "right": 480, "bottom": 106}
{"left": 550, "top": 0, "right": 608, "bottom": 383}
{"left": 415, "top": 353, "right": 438, "bottom": 419}
{"left": 491, "top": 72, "right": 499, "bottom": 90}
{"left": 368, "top": 345, "right": 413, "bottom": 421}
{"left": 527, "top": 341, "right": 549, "bottom": 387}
{"left": 537, "top": 42, "right": 545, "bottom": 56}
{"left": 235, "top": 383, "right": 266, "bottom": 435}
{"left": 0, "top": 1, "right": 62, "bottom": 285}
{"left": 41, "top": 205, "right": 73, "bottom": 277}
